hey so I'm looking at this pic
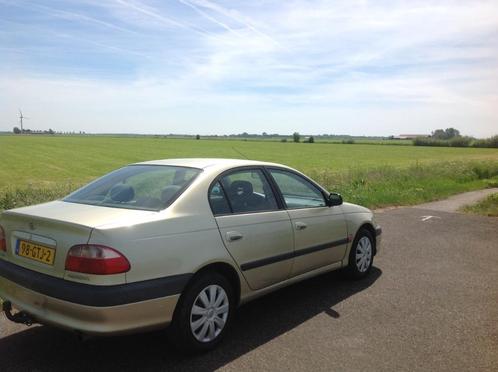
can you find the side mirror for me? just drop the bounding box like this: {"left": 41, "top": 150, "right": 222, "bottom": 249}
{"left": 327, "top": 192, "right": 343, "bottom": 207}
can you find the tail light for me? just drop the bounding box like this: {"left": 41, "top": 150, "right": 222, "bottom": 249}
{"left": 65, "top": 244, "right": 130, "bottom": 275}
{"left": 0, "top": 225, "right": 6, "bottom": 252}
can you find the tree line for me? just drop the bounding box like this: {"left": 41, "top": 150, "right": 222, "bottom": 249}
{"left": 413, "top": 127, "right": 498, "bottom": 148}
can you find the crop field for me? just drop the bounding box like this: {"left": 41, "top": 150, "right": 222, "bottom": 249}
{"left": 1, "top": 135, "right": 497, "bottom": 210}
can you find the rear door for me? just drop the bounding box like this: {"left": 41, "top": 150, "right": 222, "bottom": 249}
{"left": 210, "top": 168, "right": 294, "bottom": 290}
{"left": 267, "top": 168, "right": 348, "bottom": 277}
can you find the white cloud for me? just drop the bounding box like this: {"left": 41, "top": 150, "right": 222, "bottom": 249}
{"left": 1, "top": 0, "right": 497, "bottom": 136}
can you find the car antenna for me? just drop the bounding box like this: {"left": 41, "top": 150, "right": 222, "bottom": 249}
{"left": 232, "top": 147, "right": 249, "bottom": 160}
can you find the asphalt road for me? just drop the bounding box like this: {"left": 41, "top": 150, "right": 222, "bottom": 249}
{"left": 0, "top": 206, "right": 497, "bottom": 371}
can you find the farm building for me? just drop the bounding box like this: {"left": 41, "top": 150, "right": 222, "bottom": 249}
{"left": 391, "top": 134, "right": 430, "bottom": 140}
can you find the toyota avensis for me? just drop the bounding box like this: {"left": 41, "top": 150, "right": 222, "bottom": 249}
{"left": 0, "top": 159, "right": 381, "bottom": 352}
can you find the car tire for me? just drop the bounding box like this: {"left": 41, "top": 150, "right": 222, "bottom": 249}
{"left": 170, "top": 271, "right": 235, "bottom": 353}
{"left": 346, "top": 228, "right": 374, "bottom": 279}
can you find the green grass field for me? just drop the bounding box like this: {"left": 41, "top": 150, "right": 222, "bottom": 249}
{"left": 1, "top": 135, "right": 497, "bottom": 188}
{"left": 1, "top": 135, "right": 497, "bottom": 210}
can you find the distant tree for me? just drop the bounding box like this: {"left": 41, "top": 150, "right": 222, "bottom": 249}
{"left": 432, "top": 128, "right": 460, "bottom": 140}
{"left": 491, "top": 135, "right": 498, "bottom": 148}
{"left": 13, "top": 126, "right": 21, "bottom": 134}
{"left": 196, "top": 134, "right": 200, "bottom": 140}
{"left": 473, "top": 135, "right": 498, "bottom": 148}
{"left": 431, "top": 129, "right": 445, "bottom": 139}
{"left": 445, "top": 127, "right": 460, "bottom": 139}
{"left": 48, "top": 129, "right": 54, "bottom": 135}
{"left": 308, "top": 136, "right": 315, "bottom": 143}
{"left": 293, "top": 132, "right": 300, "bottom": 143}
{"left": 281, "top": 138, "right": 287, "bottom": 142}
{"left": 449, "top": 136, "right": 471, "bottom": 147}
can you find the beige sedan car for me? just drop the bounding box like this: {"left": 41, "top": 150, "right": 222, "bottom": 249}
{"left": 0, "top": 158, "right": 381, "bottom": 352}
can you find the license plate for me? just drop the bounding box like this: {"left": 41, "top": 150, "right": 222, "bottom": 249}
{"left": 16, "top": 240, "right": 56, "bottom": 266}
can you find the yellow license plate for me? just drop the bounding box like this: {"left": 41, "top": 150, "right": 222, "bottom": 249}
{"left": 16, "top": 240, "right": 56, "bottom": 266}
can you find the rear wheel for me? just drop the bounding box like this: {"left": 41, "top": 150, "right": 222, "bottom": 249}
{"left": 346, "top": 228, "right": 374, "bottom": 279}
{"left": 170, "top": 272, "right": 235, "bottom": 353}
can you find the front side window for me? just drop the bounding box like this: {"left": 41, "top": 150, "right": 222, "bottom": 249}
{"left": 269, "top": 169, "right": 326, "bottom": 209}
{"left": 217, "top": 169, "right": 278, "bottom": 214}
{"left": 64, "top": 165, "right": 201, "bottom": 211}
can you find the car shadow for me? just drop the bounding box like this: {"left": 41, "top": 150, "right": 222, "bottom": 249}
{"left": 0, "top": 267, "right": 381, "bottom": 372}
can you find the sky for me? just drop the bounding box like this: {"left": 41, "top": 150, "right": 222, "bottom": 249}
{"left": 1, "top": 0, "right": 498, "bottom": 137}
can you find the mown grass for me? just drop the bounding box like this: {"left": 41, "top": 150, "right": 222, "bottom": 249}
{"left": 461, "top": 193, "right": 498, "bottom": 217}
{"left": 1, "top": 135, "right": 497, "bottom": 190}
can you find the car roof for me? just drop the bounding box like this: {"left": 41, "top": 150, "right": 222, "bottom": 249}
{"left": 134, "top": 158, "right": 284, "bottom": 170}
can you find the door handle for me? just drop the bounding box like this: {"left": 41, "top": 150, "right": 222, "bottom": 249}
{"left": 295, "top": 222, "right": 307, "bottom": 230}
{"left": 226, "top": 231, "right": 243, "bottom": 242}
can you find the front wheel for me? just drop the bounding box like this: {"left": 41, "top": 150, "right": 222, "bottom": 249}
{"left": 346, "top": 228, "right": 374, "bottom": 279}
{"left": 170, "top": 272, "right": 235, "bottom": 353}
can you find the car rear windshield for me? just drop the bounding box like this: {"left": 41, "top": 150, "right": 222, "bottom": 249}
{"left": 64, "top": 165, "right": 201, "bottom": 211}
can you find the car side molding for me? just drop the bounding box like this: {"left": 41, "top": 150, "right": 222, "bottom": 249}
{"left": 240, "top": 238, "right": 349, "bottom": 271}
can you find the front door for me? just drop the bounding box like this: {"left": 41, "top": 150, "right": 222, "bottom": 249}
{"left": 209, "top": 168, "right": 294, "bottom": 290}
{"left": 267, "top": 168, "right": 348, "bottom": 277}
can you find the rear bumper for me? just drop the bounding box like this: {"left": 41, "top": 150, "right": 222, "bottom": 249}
{"left": 0, "top": 259, "right": 190, "bottom": 335}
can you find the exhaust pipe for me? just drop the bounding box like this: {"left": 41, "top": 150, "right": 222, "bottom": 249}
{"left": 2, "top": 301, "right": 35, "bottom": 326}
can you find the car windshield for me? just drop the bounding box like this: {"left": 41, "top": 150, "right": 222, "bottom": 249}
{"left": 64, "top": 165, "right": 201, "bottom": 211}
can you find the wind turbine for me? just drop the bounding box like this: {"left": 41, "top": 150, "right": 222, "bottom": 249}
{"left": 19, "top": 109, "right": 28, "bottom": 133}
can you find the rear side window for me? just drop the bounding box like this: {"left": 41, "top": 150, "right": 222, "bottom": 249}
{"left": 210, "top": 169, "right": 278, "bottom": 215}
{"left": 64, "top": 165, "right": 201, "bottom": 211}
{"left": 269, "top": 169, "right": 326, "bottom": 209}
{"left": 209, "top": 182, "right": 231, "bottom": 215}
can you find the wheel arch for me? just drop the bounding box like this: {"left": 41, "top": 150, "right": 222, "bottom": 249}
{"left": 189, "top": 261, "right": 242, "bottom": 306}
{"left": 355, "top": 222, "right": 377, "bottom": 255}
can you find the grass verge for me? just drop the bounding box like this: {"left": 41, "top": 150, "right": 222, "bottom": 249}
{"left": 0, "top": 183, "right": 76, "bottom": 212}
{"left": 308, "top": 160, "right": 498, "bottom": 208}
{"left": 460, "top": 193, "right": 498, "bottom": 217}
{"left": 1, "top": 160, "right": 497, "bottom": 212}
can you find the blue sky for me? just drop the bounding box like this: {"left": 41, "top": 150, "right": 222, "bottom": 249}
{"left": 1, "top": 0, "right": 497, "bottom": 137}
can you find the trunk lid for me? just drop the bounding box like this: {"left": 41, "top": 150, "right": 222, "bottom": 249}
{"left": 0, "top": 201, "right": 154, "bottom": 278}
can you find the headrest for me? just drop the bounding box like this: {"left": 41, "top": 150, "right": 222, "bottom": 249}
{"left": 161, "top": 185, "right": 181, "bottom": 203}
{"left": 230, "top": 180, "right": 253, "bottom": 197}
{"left": 109, "top": 184, "right": 135, "bottom": 203}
